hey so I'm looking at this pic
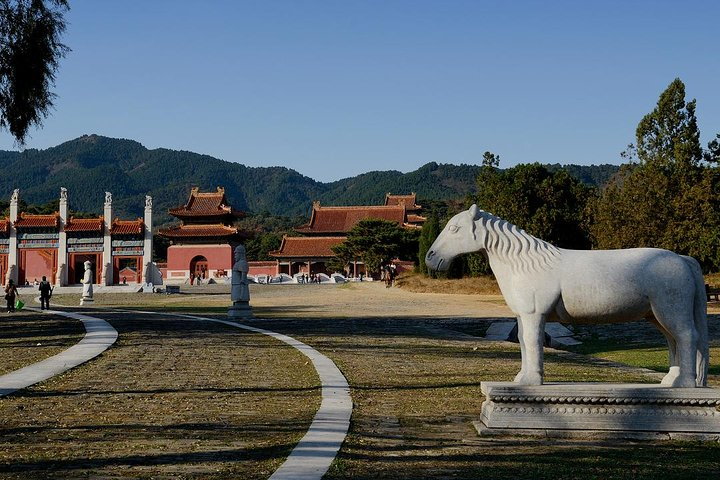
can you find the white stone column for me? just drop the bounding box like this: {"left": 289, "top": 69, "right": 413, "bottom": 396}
{"left": 102, "top": 192, "right": 113, "bottom": 286}
{"left": 56, "top": 187, "right": 68, "bottom": 285}
{"left": 142, "top": 195, "right": 153, "bottom": 284}
{"left": 6, "top": 189, "right": 19, "bottom": 284}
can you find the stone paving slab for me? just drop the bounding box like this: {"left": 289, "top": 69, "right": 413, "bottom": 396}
{"left": 0, "top": 308, "right": 118, "bottom": 397}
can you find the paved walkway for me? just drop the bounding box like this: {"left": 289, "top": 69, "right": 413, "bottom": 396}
{"left": 0, "top": 308, "right": 118, "bottom": 397}
{"left": 1, "top": 307, "right": 351, "bottom": 480}
{"left": 151, "top": 312, "right": 353, "bottom": 480}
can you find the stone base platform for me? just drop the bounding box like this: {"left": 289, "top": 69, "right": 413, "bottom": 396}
{"left": 477, "top": 382, "right": 720, "bottom": 441}
{"left": 228, "top": 303, "right": 253, "bottom": 319}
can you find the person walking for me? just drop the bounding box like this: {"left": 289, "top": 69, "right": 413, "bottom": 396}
{"left": 5, "top": 279, "right": 19, "bottom": 313}
{"left": 38, "top": 276, "right": 52, "bottom": 310}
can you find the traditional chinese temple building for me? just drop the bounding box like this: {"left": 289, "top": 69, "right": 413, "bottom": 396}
{"left": 158, "top": 187, "right": 246, "bottom": 283}
{"left": 1, "top": 188, "right": 154, "bottom": 286}
{"left": 384, "top": 192, "right": 426, "bottom": 227}
{"left": 269, "top": 193, "right": 425, "bottom": 277}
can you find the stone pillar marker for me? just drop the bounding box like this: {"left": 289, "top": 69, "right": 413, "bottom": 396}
{"left": 142, "top": 195, "right": 153, "bottom": 285}
{"left": 228, "top": 244, "right": 253, "bottom": 319}
{"left": 102, "top": 192, "right": 113, "bottom": 286}
{"left": 56, "top": 187, "right": 68, "bottom": 286}
{"left": 5, "top": 189, "right": 19, "bottom": 285}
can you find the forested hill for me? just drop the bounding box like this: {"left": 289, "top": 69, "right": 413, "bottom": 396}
{"left": 0, "top": 135, "right": 619, "bottom": 224}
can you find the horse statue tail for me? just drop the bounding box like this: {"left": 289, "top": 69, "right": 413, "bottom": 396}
{"left": 682, "top": 256, "right": 708, "bottom": 387}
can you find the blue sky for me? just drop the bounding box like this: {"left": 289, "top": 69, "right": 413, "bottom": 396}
{"left": 1, "top": 0, "right": 718, "bottom": 182}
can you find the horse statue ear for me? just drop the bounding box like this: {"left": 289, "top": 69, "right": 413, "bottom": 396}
{"left": 469, "top": 204, "right": 478, "bottom": 218}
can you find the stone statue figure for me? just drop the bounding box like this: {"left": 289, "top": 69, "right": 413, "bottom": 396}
{"left": 145, "top": 195, "right": 152, "bottom": 209}
{"left": 81, "top": 261, "right": 94, "bottom": 304}
{"left": 104, "top": 191, "right": 112, "bottom": 205}
{"left": 60, "top": 187, "right": 68, "bottom": 201}
{"left": 425, "top": 205, "right": 708, "bottom": 388}
{"left": 231, "top": 245, "right": 250, "bottom": 303}
{"left": 11, "top": 189, "right": 18, "bottom": 203}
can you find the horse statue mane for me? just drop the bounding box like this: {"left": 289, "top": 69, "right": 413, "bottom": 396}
{"left": 474, "top": 210, "right": 561, "bottom": 275}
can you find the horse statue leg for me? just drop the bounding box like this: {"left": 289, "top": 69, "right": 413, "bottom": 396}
{"left": 650, "top": 305, "right": 697, "bottom": 388}
{"left": 514, "top": 313, "right": 546, "bottom": 385}
{"left": 648, "top": 317, "right": 681, "bottom": 386}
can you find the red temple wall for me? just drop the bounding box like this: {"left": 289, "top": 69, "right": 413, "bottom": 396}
{"left": 166, "top": 244, "right": 233, "bottom": 270}
{"left": 19, "top": 249, "right": 57, "bottom": 285}
{"left": 248, "top": 261, "right": 277, "bottom": 277}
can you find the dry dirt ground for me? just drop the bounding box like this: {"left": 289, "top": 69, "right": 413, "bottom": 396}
{"left": 1, "top": 282, "right": 719, "bottom": 479}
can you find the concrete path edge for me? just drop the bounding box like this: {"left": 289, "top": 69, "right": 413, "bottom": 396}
{"left": 173, "top": 314, "right": 352, "bottom": 480}
{"left": 0, "top": 308, "right": 118, "bottom": 397}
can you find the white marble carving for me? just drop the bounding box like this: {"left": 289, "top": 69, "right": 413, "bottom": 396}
{"left": 228, "top": 244, "right": 252, "bottom": 318}
{"left": 80, "top": 261, "right": 94, "bottom": 305}
{"left": 425, "top": 205, "right": 709, "bottom": 388}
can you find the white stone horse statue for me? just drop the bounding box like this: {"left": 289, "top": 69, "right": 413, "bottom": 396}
{"left": 425, "top": 205, "right": 708, "bottom": 388}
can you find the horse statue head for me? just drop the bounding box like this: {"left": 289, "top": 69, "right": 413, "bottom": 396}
{"left": 425, "top": 205, "right": 484, "bottom": 271}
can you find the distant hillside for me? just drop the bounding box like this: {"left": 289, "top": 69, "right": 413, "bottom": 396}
{"left": 0, "top": 135, "right": 619, "bottom": 225}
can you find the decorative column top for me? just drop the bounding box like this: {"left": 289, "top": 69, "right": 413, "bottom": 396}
{"left": 104, "top": 191, "right": 112, "bottom": 206}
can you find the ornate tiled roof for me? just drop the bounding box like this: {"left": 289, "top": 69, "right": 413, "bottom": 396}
{"left": 385, "top": 192, "right": 421, "bottom": 211}
{"left": 14, "top": 212, "right": 59, "bottom": 228}
{"left": 0, "top": 218, "right": 8, "bottom": 234}
{"left": 295, "top": 203, "right": 408, "bottom": 234}
{"left": 270, "top": 236, "right": 346, "bottom": 258}
{"left": 406, "top": 213, "right": 427, "bottom": 224}
{"left": 158, "top": 223, "right": 238, "bottom": 238}
{"left": 111, "top": 218, "right": 144, "bottom": 235}
{"left": 64, "top": 217, "right": 104, "bottom": 233}
{"left": 168, "top": 187, "right": 244, "bottom": 219}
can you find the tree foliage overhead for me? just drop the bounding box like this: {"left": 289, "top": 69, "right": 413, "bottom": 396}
{"left": 592, "top": 78, "right": 720, "bottom": 271}
{"left": 0, "top": 0, "right": 69, "bottom": 144}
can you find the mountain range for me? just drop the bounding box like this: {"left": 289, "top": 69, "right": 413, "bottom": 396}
{"left": 0, "top": 134, "right": 619, "bottom": 225}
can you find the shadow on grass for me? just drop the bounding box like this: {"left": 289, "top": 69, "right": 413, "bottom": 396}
{"left": 327, "top": 436, "right": 720, "bottom": 480}
{"left": 0, "top": 442, "right": 297, "bottom": 474}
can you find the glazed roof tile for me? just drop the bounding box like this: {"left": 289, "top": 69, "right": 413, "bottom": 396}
{"left": 14, "top": 213, "right": 59, "bottom": 228}
{"left": 168, "top": 187, "right": 244, "bottom": 218}
{"left": 270, "top": 236, "right": 346, "bottom": 258}
{"left": 64, "top": 217, "right": 104, "bottom": 233}
{"left": 296, "top": 204, "right": 407, "bottom": 234}
{"left": 406, "top": 214, "right": 427, "bottom": 224}
{"left": 158, "top": 223, "right": 238, "bottom": 238}
{"left": 111, "top": 219, "right": 144, "bottom": 235}
{"left": 385, "top": 192, "right": 421, "bottom": 211}
{"left": 0, "top": 218, "right": 8, "bottom": 234}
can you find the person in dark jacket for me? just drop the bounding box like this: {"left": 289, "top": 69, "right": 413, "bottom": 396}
{"left": 5, "top": 279, "right": 19, "bottom": 313}
{"left": 38, "top": 276, "right": 52, "bottom": 310}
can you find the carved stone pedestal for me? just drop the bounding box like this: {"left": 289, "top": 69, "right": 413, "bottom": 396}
{"left": 80, "top": 297, "right": 94, "bottom": 306}
{"left": 228, "top": 302, "right": 253, "bottom": 319}
{"left": 476, "top": 382, "right": 720, "bottom": 441}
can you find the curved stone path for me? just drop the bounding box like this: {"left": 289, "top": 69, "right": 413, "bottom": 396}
{"left": 0, "top": 307, "right": 351, "bottom": 479}
{"left": 157, "top": 313, "right": 353, "bottom": 480}
{"left": 0, "top": 308, "right": 118, "bottom": 397}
